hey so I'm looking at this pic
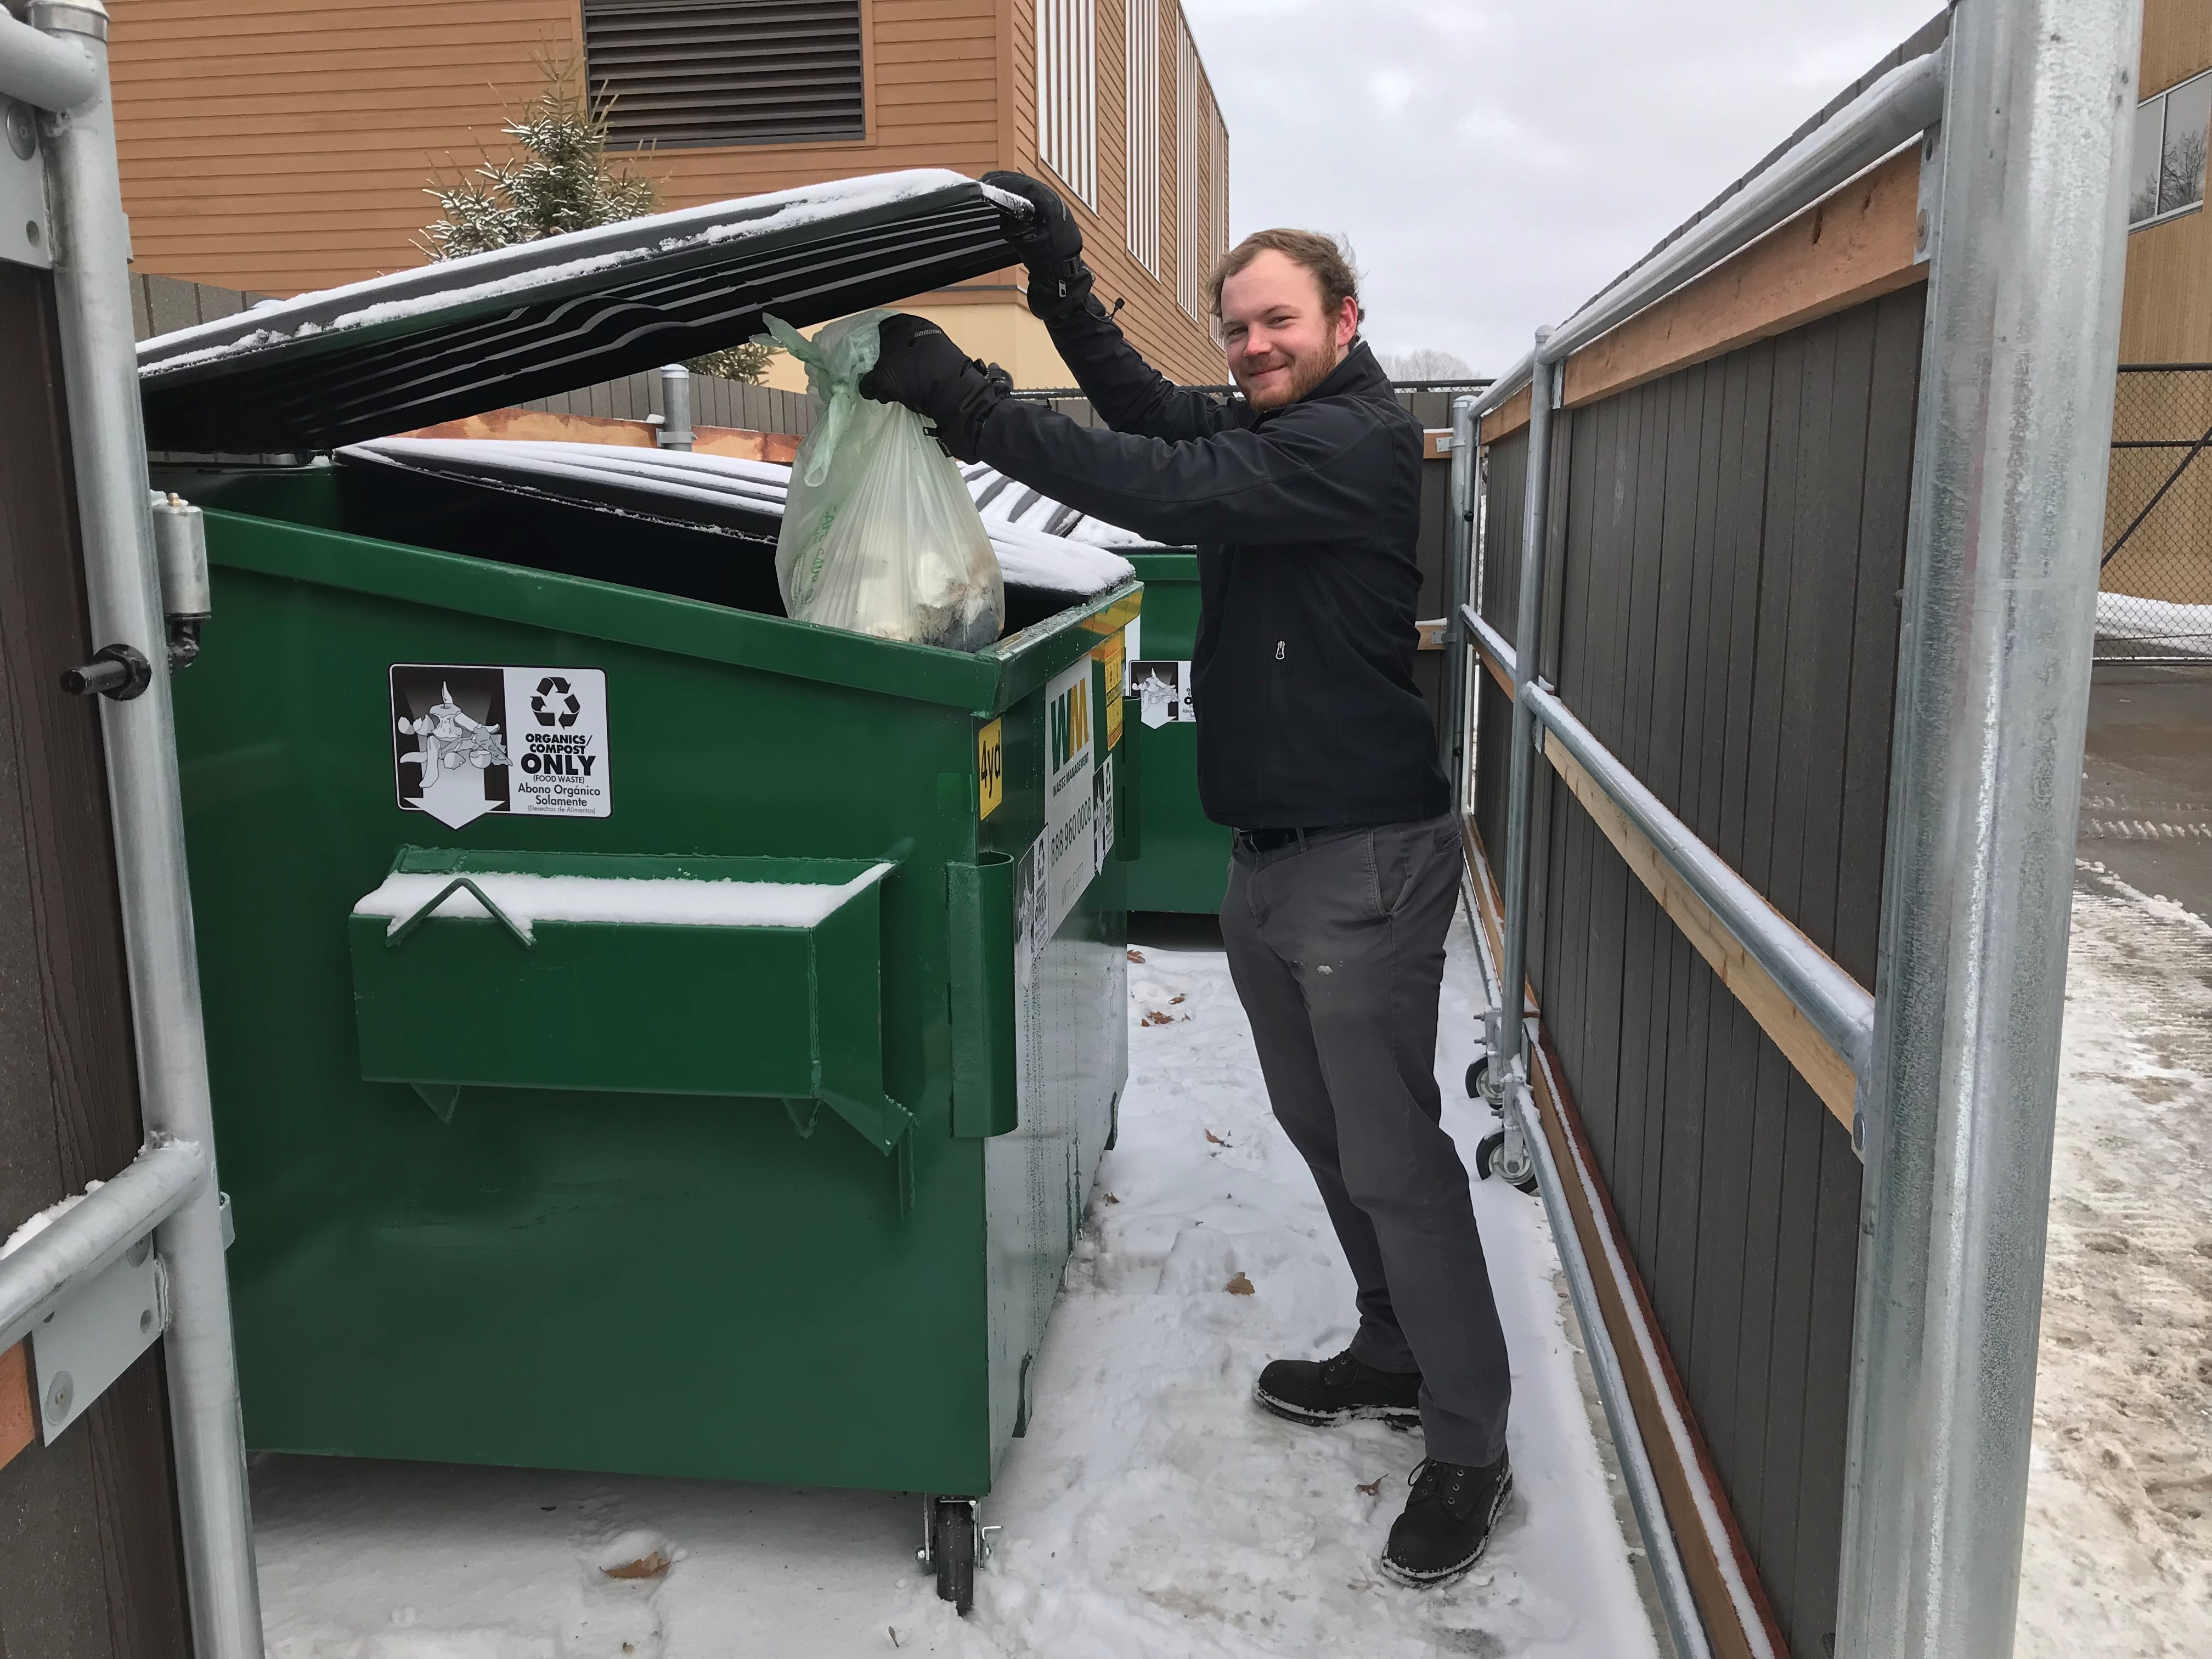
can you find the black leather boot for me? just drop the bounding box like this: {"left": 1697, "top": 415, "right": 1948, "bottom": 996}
{"left": 1253, "top": 1347, "right": 1423, "bottom": 1431}
{"left": 1381, "top": 1454, "right": 1515, "bottom": 1586}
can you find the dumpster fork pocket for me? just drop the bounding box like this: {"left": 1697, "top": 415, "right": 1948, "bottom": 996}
{"left": 349, "top": 848, "right": 913, "bottom": 1170}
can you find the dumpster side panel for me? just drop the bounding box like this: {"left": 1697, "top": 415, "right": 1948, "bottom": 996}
{"left": 1121, "top": 553, "right": 1230, "bottom": 913}
{"left": 979, "top": 647, "right": 1128, "bottom": 1459}
{"left": 178, "top": 552, "right": 1003, "bottom": 1493}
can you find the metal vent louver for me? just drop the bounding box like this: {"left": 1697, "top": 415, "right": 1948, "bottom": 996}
{"left": 584, "top": 0, "right": 866, "bottom": 150}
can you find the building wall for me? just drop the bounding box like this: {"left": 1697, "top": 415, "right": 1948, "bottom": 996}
{"left": 2118, "top": 0, "right": 2212, "bottom": 362}
{"left": 109, "top": 0, "right": 1228, "bottom": 390}
{"left": 2104, "top": 0, "right": 2212, "bottom": 603}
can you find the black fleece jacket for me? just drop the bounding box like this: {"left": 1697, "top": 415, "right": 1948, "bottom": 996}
{"left": 972, "top": 306, "right": 1447, "bottom": 831}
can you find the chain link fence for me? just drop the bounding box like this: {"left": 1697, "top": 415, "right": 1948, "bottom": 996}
{"left": 2101, "top": 364, "right": 2212, "bottom": 662}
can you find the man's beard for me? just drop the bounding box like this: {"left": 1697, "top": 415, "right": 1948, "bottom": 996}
{"left": 1234, "top": 335, "right": 1346, "bottom": 410}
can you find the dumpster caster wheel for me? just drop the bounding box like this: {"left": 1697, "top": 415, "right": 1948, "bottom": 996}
{"left": 1475, "top": 1130, "right": 1539, "bottom": 1196}
{"left": 1465, "top": 1054, "right": 1491, "bottom": 1103}
{"left": 929, "top": 1497, "right": 978, "bottom": 1616}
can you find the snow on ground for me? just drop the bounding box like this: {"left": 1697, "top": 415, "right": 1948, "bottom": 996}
{"left": 249, "top": 917, "right": 1658, "bottom": 1658}
{"left": 2016, "top": 866, "right": 2212, "bottom": 1657}
{"left": 2097, "top": 592, "right": 2212, "bottom": 656}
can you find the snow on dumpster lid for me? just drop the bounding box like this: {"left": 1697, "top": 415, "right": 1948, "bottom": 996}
{"left": 137, "top": 171, "right": 1028, "bottom": 455}
{"left": 957, "top": 462, "right": 1189, "bottom": 552}
{"left": 340, "top": 438, "right": 1139, "bottom": 598}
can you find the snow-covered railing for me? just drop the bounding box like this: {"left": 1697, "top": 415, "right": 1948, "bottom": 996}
{"left": 0, "top": 1141, "right": 207, "bottom": 1357}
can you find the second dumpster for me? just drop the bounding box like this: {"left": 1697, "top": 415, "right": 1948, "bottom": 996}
{"left": 964, "top": 466, "right": 1227, "bottom": 914}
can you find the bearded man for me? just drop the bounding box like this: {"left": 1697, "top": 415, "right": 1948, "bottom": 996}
{"left": 859, "top": 172, "right": 1515, "bottom": 1588}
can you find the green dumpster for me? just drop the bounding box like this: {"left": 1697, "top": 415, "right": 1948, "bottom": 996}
{"left": 134, "top": 172, "right": 1141, "bottom": 1601}
{"left": 1119, "top": 549, "right": 1231, "bottom": 914}
{"left": 962, "top": 470, "right": 1226, "bottom": 916}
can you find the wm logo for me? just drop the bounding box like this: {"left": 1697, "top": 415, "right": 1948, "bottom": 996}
{"left": 1049, "top": 676, "right": 1091, "bottom": 771}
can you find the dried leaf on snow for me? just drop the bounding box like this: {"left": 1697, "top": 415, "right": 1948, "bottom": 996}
{"left": 602, "top": 1549, "right": 670, "bottom": 1580}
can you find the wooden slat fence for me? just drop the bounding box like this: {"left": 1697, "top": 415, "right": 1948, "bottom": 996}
{"left": 1474, "top": 284, "right": 1926, "bottom": 1657}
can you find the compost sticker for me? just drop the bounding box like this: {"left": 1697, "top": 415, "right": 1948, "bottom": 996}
{"left": 1129, "top": 659, "right": 1194, "bottom": 729}
{"left": 390, "top": 665, "right": 611, "bottom": 829}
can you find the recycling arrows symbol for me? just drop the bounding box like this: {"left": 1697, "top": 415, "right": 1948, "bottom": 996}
{"left": 531, "top": 675, "right": 582, "bottom": 728}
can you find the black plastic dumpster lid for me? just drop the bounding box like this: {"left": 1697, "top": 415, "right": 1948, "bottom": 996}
{"left": 137, "top": 171, "right": 1026, "bottom": 454}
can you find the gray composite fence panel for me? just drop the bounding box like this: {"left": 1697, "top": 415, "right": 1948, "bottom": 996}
{"left": 1474, "top": 284, "right": 1925, "bottom": 1657}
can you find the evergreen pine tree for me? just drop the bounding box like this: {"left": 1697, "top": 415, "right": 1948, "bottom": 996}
{"left": 422, "top": 55, "right": 771, "bottom": 384}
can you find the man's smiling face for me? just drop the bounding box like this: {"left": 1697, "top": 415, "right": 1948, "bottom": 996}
{"left": 1218, "top": 249, "right": 1360, "bottom": 411}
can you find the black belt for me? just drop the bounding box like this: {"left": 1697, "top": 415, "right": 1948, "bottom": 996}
{"left": 1234, "top": 826, "right": 1340, "bottom": 855}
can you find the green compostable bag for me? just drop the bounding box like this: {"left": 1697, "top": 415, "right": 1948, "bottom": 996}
{"left": 760, "top": 310, "right": 1005, "bottom": 651}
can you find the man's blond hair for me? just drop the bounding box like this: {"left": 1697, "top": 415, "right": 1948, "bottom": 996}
{"left": 1206, "top": 228, "right": 1361, "bottom": 323}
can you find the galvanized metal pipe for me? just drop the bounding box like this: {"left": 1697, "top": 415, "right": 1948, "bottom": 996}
{"left": 1464, "top": 603, "right": 1517, "bottom": 681}
{"left": 1836, "top": 2, "right": 2140, "bottom": 1655}
{"left": 1506, "top": 1080, "right": 1716, "bottom": 1659}
{"left": 0, "top": 1139, "right": 207, "bottom": 1356}
{"left": 1542, "top": 46, "right": 1947, "bottom": 366}
{"left": 657, "top": 363, "right": 695, "bottom": 450}
{"left": 0, "top": 1, "right": 97, "bottom": 109}
{"left": 35, "top": 2, "right": 266, "bottom": 1651}
{"left": 1468, "top": 43, "right": 1948, "bottom": 425}
{"left": 1468, "top": 347, "right": 1534, "bottom": 422}
{"left": 1523, "top": 681, "right": 1875, "bottom": 1090}
{"left": 1444, "top": 393, "right": 1480, "bottom": 815}
{"left": 1488, "top": 333, "right": 1556, "bottom": 1084}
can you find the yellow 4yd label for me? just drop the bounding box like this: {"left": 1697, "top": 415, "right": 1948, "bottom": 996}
{"left": 978, "top": 718, "right": 1004, "bottom": 819}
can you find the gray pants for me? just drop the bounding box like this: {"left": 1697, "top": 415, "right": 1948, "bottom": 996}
{"left": 1221, "top": 813, "right": 1511, "bottom": 1466}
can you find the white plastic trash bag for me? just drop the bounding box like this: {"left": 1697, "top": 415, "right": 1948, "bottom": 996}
{"left": 760, "top": 310, "right": 1005, "bottom": 651}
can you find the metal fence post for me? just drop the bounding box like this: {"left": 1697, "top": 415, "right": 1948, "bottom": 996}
{"left": 657, "top": 363, "right": 695, "bottom": 450}
{"left": 1486, "top": 330, "right": 1556, "bottom": 1091}
{"left": 1836, "top": 2, "right": 2139, "bottom": 1655}
{"left": 32, "top": 2, "right": 266, "bottom": 1652}
{"left": 1446, "top": 392, "right": 1480, "bottom": 817}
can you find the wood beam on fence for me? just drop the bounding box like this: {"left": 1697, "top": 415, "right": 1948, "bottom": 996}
{"left": 1542, "top": 732, "right": 1859, "bottom": 1127}
{"left": 1480, "top": 147, "right": 1925, "bottom": 445}
{"left": 0, "top": 1342, "right": 31, "bottom": 1471}
{"left": 1467, "top": 628, "right": 1860, "bottom": 1127}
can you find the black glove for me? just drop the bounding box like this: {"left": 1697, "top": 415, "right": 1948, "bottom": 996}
{"left": 981, "top": 170, "right": 1096, "bottom": 322}
{"left": 857, "top": 314, "right": 1011, "bottom": 464}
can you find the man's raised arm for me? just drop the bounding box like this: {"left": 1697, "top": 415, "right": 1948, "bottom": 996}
{"left": 981, "top": 171, "right": 1243, "bottom": 445}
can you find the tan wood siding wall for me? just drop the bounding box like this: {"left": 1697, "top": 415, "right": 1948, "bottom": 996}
{"left": 1009, "top": 0, "right": 1223, "bottom": 382}
{"left": 2143, "top": 0, "right": 2212, "bottom": 98}
{"left": 112, "top": 0, "right": 1225, "bottom": 384}
{"left": 2120, "top": 0, "right": 2212, "bottom": 362}
{"left": 111, "top": 0, "right": 585, "bottom": 294}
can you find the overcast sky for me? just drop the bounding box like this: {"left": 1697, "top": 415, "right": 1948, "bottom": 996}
{"left": 1178, "top": 0, "right": 1946, "bottom": 374}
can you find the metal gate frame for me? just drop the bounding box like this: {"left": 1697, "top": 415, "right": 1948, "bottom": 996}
{"left": 0, "top": 4, "right": 264, "bottom": 1653}
{"left": 1447, "top": 3, "right": 2140, "bottom": 1656}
